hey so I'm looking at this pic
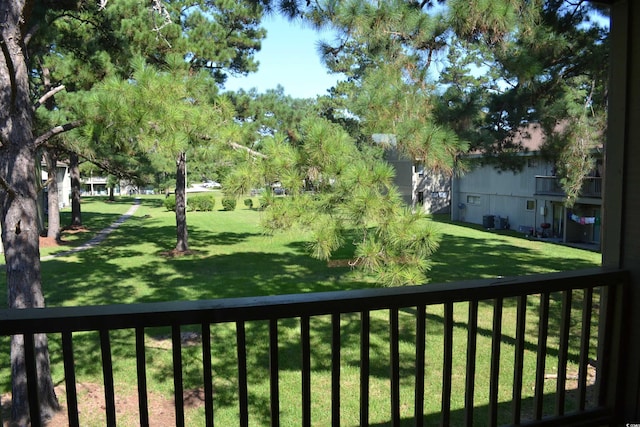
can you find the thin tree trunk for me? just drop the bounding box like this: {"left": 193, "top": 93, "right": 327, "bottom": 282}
{"left": 35, "top": 158, "right": 46, "bottom": 235}
{"left": 1, "top": 4, "right": 60, "bottom": 423}
{"left": 45, "top": 149, "right": 61, "bottom": 240}
{"left": 175, "top": 151, "right": 189, "bottom": 252}
{"left": 69, "top": 152, "right": 82, "bottom": 227}
{"left": 41, "top": 63, "right": 61, "bottom": 240}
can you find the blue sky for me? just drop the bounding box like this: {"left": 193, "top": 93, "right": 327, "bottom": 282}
{"left": 223, "top": 14, "right": 343, "bottom": 99}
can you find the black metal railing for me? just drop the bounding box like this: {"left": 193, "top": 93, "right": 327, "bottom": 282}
{"left": 0, "top": 268, "right": 628, "bottom": 426}
{"left": 535, "top": 176, "right": 602, "bottom": 198}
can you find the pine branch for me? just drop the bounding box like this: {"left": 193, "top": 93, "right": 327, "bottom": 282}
{"left": 229, "top": 141, "right": 267, "bottom": 158}
{"left": 72, "top": 149, "right": 143, "bottom": 182}
{"left": 39, "top": 177, "right": 54, "bottom": 193}
{"left": 34, "top": 120, "right": 84, "bottom": 147}
{"left": 24, "top": 23, "right": 40, "bottom": 47}
{"left": 198, "top": 133, "right": 268, "bottom": 159}
{"left": 33, "top": 85, "right": 66, "bottom": 111}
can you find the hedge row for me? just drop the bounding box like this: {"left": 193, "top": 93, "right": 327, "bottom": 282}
{"left": 163, "top": 195, "right": 263, "bottom": 212}
{"left": 163, "top": 194, "right": 217, "bottom": 212}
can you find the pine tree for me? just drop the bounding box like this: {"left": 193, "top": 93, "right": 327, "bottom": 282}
{"left": 1, "top": 1, "right": 267, "bottom": 422}
{"left": 84, "top": 58, "right": 240, "bottom": 253}
{"left": 256, "top": 117, "right": 443, "bottom": 286}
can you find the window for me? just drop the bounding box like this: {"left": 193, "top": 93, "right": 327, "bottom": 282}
{"left": 527, "top": 158, "right": 538, "bottom": 168}
{"left": 417, "top": 191, "right": 424, "bottom": 204}
{"left": 467, "top": 195, "right": 481, "bottom": 205}
{"left": 414, "top": 162, "right": 425, "bottom": 177}
{"left": 526, "top": 200, "right": 536, "bottom": 210}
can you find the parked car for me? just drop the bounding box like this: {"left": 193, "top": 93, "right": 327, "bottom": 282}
{"left": 203, "top": 181, "right": 222, "bottom": 189}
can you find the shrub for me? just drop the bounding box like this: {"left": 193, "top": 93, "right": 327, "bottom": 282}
{"left": 222, "top": 197, "right": 237, "bottom": 211}
{"left": 243, "top": 198, "right": 253, "bottom": 209}
{"left": 163, "top": 195, "right": 176, "bottom": 211}
{"left": 189, "top": 194, "right": 216, "bottom": 211}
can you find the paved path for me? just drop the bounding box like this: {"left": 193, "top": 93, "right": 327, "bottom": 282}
{"left": 41, "top": 198, "right": 141, "bottom": 261}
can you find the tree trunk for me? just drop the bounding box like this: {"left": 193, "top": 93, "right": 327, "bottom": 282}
{"left": 35, "top": 159, "right": 46, "bottom": 235}
{"left": 69, "top": 152, "right": 82, "bottom": 227}
{"left": 0, "top": 3, "right": 60, "bottom": 423}
{"left": 1, "top": 145, "right": 60, "bottom": 426}
{"left": 175, "top": 151, "right": 189, "bottom": 252}
{"left": 45, "top": 149, "right": 61, "bottom": 240}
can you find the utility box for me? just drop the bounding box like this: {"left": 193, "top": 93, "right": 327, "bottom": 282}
{"left": 483, "top": 215, "right": 495, "bottom": 229}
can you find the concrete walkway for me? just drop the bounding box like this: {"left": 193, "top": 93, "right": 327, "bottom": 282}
{"left": 41, "top": 198, "right": 141, "bottom": 261}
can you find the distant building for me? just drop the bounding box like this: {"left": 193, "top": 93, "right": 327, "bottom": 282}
{"left": 41, "top": 160, "right": 71, "bottom": 209}
{"left": 374, "top": 134, "right": 452, "bottom": 214}
{"left": 81, "top": 175, "right": 141, "bottom": 196}
{"left": 451, "top": 124, "right": 602, "bottom": 249}
{"left": 81, "top": 174, "right": 109, "bottom": 196}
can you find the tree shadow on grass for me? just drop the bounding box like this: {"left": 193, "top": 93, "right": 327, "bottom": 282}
{"left": 363, "top": 386, "right": 600, "bottom": 427}
{"left": 39, "top": 210, "right": 372, "bottom": 307}
{"left": 429, "top": 234, "right": 600, "bottom": 283}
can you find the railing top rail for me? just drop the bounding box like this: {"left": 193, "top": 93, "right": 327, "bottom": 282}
{"left": 0, "top": 267, "right": 627, "bottom": 335}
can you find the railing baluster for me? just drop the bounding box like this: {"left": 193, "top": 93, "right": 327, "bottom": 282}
{"left": 415, "top": 304, "right": 426, "bottom": 427}
{"left": 135, "top": 327, "right": 149, "bottom": 427}
{"left": 578, "top": 287, "right": 594, "bottom": 411}
{"left": 512, "top": 295, "right": 527, "bottom": 425}
{"left": 269, "top": 319, "right": 280, "bottom": 427}
{"left": 301, "top": 316, "right": 311, "bottom": 427}
{"left": 442, "top": 302, "right": 453, "bottom": 427}
{"left": 360, "top": 310, "right": 370, "bottom": 427}
{"left": 556, "top": 290, "right": 573, "bottom": 416}
{"left": 236, "top": 320, "right": 249, "bottom": 427}
{"left": 201, "top": 323, "right": 214, "bottom": 427}
{"left": 172, "top": 324, "right": 185, "bottom": 427}
{"left": 0, "top": 269, "right": 627, "bottom": 427}
{"left": 62, "top": 331, "right": 79, "bottom": 427}
{"left": 534, "top": 292, "right": 550, "bottom": 420}
{"left": 99, "top": 329, "right": 116, "bottom": 426}
{"left": 464, "top": 300, "right": 478, "bottom": 427}
{"left": 390, "top": 307, "right": 401, "bottom": 427}
{"left": 24, "top": 333, "right": 41, "bottom": 427}
{"left": 489, "top": 298, "right": 503, "bottom": 427}
{"left": 331, "top": 313, "right": 341, "bottom": 426}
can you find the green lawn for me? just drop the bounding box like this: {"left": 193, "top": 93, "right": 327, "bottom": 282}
{"left": 0, "top": 196, "right": 602, "bottom": 426}
{"left": 33, "top": 195, "right": 600, "bottom": 307}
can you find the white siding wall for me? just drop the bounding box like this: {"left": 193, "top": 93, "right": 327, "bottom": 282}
{"left": 454, "top": 157, "right": 554, "bottom": 232}
{"left": 56, "top": 166, "right": 71, "bottom": 207}
{"left": 414, "top": 172, "right": 451, "bottom": 214}
{"left": 383, "top": 145, "right": 453, "bottom": 214}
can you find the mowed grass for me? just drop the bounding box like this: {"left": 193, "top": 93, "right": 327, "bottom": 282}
{"left": 0, "top": 195, "right": 602, "bottom": 426}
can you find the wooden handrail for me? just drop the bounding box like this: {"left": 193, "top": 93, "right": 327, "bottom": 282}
{"left": 0, "top": 267, "right": 628, "bottom": 427}
{"left": 0, "top": 267, "right": 625, "bottom": 334}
